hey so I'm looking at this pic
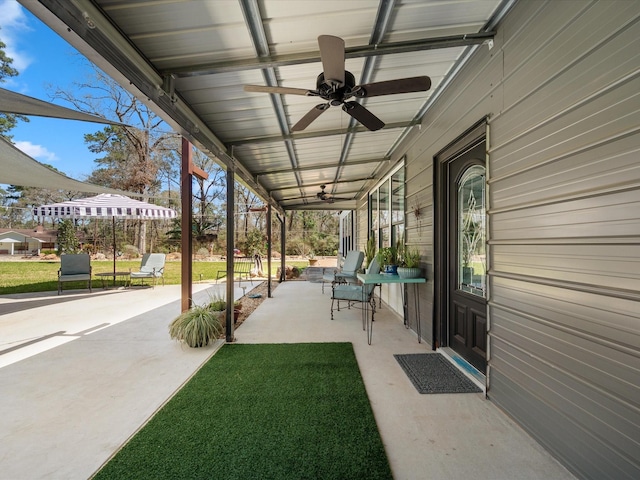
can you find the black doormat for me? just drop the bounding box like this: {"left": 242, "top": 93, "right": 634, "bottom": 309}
{"left": 394, "top": 353, "right": 482, "bottom": 394}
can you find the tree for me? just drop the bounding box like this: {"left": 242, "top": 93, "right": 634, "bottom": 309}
{"left": 192, "top": 148, "right": 225, "bottom": 247}
{"left": 56, "top": 64, "right": 179, "bottom": 253}
{"left": 57, "top": 219, "right": 80, "bottom": 255}
{"left": 0, "top": 30, "right": 28, "bottom": 140}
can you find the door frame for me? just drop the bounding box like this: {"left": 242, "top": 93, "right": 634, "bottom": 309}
{"left": 433, "top": 119, "right": 487, "bottom": 351}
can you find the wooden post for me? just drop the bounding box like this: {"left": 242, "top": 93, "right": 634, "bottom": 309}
{"left": 267, "top": 204, "right": 272, "bottom": 297}
{"left": 181, "top": 138, "right": 193, "bottom": 312}
{"left": 180, "top": 138, "right": 209, "bottom": 312}
{"left": 226, "top": 167, "right": 235, "bottom": 342}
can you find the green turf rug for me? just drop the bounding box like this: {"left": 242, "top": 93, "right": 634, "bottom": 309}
{"left": 93, "top": 343, "right": 392, "bottom": 480}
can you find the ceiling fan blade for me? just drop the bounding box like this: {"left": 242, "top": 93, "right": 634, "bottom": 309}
{"left": 354, "top": 76, "right": 431, "bottom": 98}
{"left": 244, "top": 85, "right": 313, "bottom": 96}
{"left": 318, "top": 35, "right": 345, "bottom": 87}
{"left": 342, "top": 102, "right": 385, "bottom": 131}
{"left": 291, "top": 103, "right": 330, "bottom": 131}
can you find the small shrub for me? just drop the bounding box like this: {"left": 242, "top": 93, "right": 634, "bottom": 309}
{"left": 169, "top": 303, "right": 223, "bottom": 348}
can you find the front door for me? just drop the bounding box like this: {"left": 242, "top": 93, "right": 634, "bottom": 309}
{"left": 447, "top": 141, "right": 487, "bottom": 373}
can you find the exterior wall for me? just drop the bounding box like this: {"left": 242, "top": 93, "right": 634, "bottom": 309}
{"left": 357, "top": 1, "right": 640, "bottom": 478}
{"left": 488, "top": 2, "right": 640, "bottom": 478}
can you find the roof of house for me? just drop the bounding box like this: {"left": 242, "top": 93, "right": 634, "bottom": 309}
{"left": 0, "top": 228, "right": 58, "bottom": 242}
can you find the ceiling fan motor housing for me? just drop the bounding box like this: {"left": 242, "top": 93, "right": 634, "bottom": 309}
{"left": 316, "top": 71, "right": 356, "bottom": 105}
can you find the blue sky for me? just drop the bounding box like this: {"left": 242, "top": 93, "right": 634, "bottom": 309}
{"left": 1, "top": 0, "right": 106, "bottom": 181}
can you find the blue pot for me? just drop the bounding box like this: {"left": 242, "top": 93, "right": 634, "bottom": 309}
{"left": 384, "top": 264, "right": 398, "bottom": 275}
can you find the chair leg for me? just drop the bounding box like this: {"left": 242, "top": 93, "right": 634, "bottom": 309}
{"left": 330, "top": 298, "right": 335, "bottom": 320}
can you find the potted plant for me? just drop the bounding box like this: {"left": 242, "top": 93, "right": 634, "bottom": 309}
{"left": 377, "top": 246, "right": 398, "bottom": 274}
{"left": 234, "top": 300, "right": 242, "bottom": 323}
{"left": 208, "top": 295, "right": 227, "bottom": 312}
{"left": 397, "top": 247, "right": 422, "bottom": 279}
{"left": 169, "top": 302, "right": 223, "bottom": 348}
{"left": 308, "top": 251, "right": 318, "bottom": 266}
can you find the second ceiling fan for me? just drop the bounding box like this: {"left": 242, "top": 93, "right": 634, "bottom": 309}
{"left": 315, "top": 184, "right": 352, "bottom": 203}
{"left": 244, "top": 35, "right": 431, "bottom": 132}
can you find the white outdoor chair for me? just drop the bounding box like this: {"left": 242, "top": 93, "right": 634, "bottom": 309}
{"left": 321, "top": 250, "right": 364, "bottom": 294}
{"left": 58, "top": 254, "right": 92, "bottom": 295}
{"left": 130, "top": 253, "right": 166, "bottom": 288}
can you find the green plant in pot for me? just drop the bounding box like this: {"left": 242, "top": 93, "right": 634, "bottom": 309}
{"left": 397, "top": 247, "right": 422, "bottom": 278}
{"left": 208, "top": 297, "right": 227, "bottom": 311}
{"left": 377, "top": 246, "right": 398, "bottom": 274}
{"left": 169, "top": 302, "right": 223, "bottom": 348}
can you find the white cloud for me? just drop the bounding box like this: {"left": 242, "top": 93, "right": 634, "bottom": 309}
{"left": 0, "top": 0, "right": 33, "bottom": 73}
{"left": 14, "top": 140, "right": 58, "bottom": 162}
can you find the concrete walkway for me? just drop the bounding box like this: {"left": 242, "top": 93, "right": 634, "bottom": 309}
{"left": 0, "top": 280, "right": 575, "bottom": 479}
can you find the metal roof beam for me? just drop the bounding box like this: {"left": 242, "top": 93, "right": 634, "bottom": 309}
{"left": 166, "top": 32, "right": 496, "bottom": 78}
{"left": 254, "top": 157, "right": 389, "bottom": 177}
{"left": 270, "top": 177, "right": 374, "bottom": 193}
{"left": 227, "top": 121, "right": 410, "bottom": 146}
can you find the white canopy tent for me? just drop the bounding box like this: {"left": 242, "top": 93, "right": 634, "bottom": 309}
{"left": 34, "top": 194, "right": 177, "bottom": 281}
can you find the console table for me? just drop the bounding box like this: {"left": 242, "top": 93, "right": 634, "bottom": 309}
{"left": 356, "top": 273, "right": 426, "bottom": 345}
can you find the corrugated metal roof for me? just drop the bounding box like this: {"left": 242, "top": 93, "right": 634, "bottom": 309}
{"left": 20, "top": 0, "right": 509, "bottom": 211}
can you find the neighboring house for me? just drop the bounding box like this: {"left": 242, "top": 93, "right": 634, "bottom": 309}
{"left": 0, "top": 226, "right": 57, "bottom": 255}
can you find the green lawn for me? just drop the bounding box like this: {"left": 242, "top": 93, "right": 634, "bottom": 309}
{"left": 0, "top": 260, "right": 308, "bottom": 295}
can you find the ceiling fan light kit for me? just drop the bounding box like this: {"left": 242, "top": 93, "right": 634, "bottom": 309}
{"left": 244, "top": 35, "right": 431, "bottom": 132}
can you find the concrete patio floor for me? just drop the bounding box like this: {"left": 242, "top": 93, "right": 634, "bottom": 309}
{"left": 0, "top": 279, "right": 576, "bottom": 480}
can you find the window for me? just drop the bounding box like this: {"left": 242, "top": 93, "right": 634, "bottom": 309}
{"left": 457, "top": 165, "right": 486, "bottom": 297}
{"left": 369, "top": 162, "right": 405, "bottom": 249}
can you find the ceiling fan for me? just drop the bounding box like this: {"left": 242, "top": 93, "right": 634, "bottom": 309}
{"left": 244, "top": 35, "right": 431, "bottom": 132}
{"left": 315, "top": 184, "right": 352, "bottom": 203}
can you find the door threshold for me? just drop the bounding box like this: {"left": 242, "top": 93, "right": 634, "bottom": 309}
{"left": 438, "top": 347, "right": 486, "bottom": 393}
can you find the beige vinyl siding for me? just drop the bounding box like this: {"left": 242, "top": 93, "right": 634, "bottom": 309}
{"left": 488, "top": 1, "right": 640, "bottom": 479}
{"left": 368, "top": 1, "right": 640, "bottom": 478}
{"left": 404, "top": 158, "right": 434, "bottom": 344}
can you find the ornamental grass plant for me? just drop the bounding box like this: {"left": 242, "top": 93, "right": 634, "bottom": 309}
{"left": 168, "top": 303, "right": 223, "bottom": 348}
